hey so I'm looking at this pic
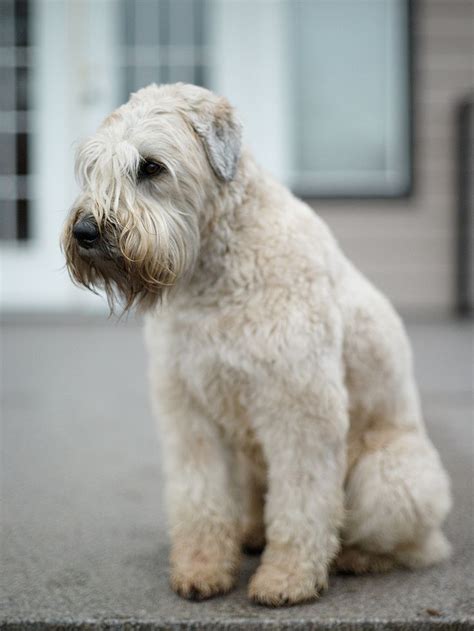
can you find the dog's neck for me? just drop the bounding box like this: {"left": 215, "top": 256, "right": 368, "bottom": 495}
{"left": 184, "top": 150, "right": 290, "bottom": 301}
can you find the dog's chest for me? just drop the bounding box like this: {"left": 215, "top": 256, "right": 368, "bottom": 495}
{"left": 171, "top": 309, "right": 264, "bottom": 460}
{"left": 187, "top": 351, "right": 261, "bottom": 458}
{"left": 209, "top": 374, "right": 262, "bottom": 462}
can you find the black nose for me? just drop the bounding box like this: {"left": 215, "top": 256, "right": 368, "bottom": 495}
{"left": 73, "top": 219, "right": 99, "bottom": 248}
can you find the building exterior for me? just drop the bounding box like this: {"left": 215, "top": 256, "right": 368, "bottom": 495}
{"left": 1, "top": 0, "right": 472, "bottom": 314}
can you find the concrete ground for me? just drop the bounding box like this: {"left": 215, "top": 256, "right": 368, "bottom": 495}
{"left": 1, "top": 317, "right": 473, "bottom": 630}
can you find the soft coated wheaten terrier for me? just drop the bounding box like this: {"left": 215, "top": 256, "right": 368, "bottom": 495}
{"left": 62, "top": 83, "right": 452, "bottom": 606}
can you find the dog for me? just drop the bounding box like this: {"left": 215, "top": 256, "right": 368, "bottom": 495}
{"left": 62, "top": 83, "right": 452, "bottom": 606}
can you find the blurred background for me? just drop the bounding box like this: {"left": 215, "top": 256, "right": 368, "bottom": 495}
{"left": 1, "top": 2, "right": 473, "bottom": 625}
{"left": 0, "top": 0, "right": 472, "bottom": 316}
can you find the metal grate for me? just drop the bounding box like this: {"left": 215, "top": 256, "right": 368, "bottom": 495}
{"left": 0, "top": 0, "right": 30, "bottom": 241}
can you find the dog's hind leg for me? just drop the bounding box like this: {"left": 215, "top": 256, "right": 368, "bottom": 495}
{"left": 237, "top": 453, "right": 267, "bottom": 554}
{"left": 332, "top": 545, "right": 396, "bottom": 574}
{"left": 340, "top": 429, "right": 452, "bottom": 572}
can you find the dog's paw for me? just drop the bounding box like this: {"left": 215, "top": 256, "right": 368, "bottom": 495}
{"left": 248, "top": 562, "right": 326, "bottom": 606}
{"left": 170, "top": 563, "right": 236, "bottom": 601}
{"left": 332, "top": 546, "right": 396, "bottom": 575}
{"left": 169, "top": 524, "right": 241, "bottom": 600}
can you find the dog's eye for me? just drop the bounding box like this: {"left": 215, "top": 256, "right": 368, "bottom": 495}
{"left": 139, "top": 159, "right": 166, "bottom": 178}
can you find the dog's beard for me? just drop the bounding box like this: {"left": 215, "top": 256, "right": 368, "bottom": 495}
{"left": 62, "top": 201, "right": 199, "bottom": 313}
{"left": 63, "top": 136, "right": 203, "bottom": 313}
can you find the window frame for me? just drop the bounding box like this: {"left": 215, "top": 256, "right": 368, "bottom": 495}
{"left": 0, "top": 0, "right": 31, "bottom": 242}
{"left": 291, "top": 0, "right": 415, "bottom": 202}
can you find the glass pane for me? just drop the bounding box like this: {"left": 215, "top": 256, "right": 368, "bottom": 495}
{"left": 0, "top": 200, "right": 18, "bottom": 240}
{"left": 0, "top": 69, "right": 15, "bottom": 111}
{"left": 0, "top": 0, "right": 30, "bottom": 240}
{"left": 289, "top": 0, "right": 410, "bottom": 196}
{"left": 0, "top": 133, "right": 15, "bottom": 174}
{"left": 0, "top": 0, "right": 14, "bottom": 47}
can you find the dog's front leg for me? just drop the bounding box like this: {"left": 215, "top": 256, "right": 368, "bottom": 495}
{"left": 248, "top": 371, "right": 348, "bottom": 606}
{"left": 156, "top": 385, "right": 240, "bottom": 600}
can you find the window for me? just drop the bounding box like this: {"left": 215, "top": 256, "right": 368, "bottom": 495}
{"left": 289, "top": 0, "right": 412, "bottom": 197}
{"left": 208, "top": 0, "right": 412, "bottom": 198}
{"left": 0, "top": 0, "right": 30, "bottom": 241}
{"left": 123, "top": 0, "right": 207, "bottom": 93}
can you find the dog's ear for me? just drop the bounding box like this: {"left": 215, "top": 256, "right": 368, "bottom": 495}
{"left": 188, "top": 97, "right": 242, "bottom": 182}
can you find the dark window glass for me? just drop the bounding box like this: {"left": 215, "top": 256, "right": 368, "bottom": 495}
{"left": 14, "top": 0, "right": 29, "bottom": 47}
{"left": 16, "top": 67, "right": 29, "bottom": 111}
{"left": 0, "top": 0, "right": 30, "bottom": 241}
{"left": 16, "top": 199, "right": 29, "bottom": 240}
{"left": 16, "top": 133, "right": 28, "bottom": 175}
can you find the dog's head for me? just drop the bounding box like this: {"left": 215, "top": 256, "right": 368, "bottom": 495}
{"left": 61, "top": 83, "right": 242, "bottom": 312}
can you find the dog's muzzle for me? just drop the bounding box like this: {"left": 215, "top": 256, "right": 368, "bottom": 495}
{"left": 73, "top": 218, "right": 100, "bottom": 249}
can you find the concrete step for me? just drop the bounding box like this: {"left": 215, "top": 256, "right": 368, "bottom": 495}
{"left": 1, "top": 319, "right": 473, "bottom": 630}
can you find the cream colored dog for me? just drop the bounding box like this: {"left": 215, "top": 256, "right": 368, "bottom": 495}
{"left": 62, "top": 83, "right": 452, "bottom": 606}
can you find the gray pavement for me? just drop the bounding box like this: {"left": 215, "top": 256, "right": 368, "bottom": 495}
{"left": 1, "top": 317, "right": 473, "bottom": 630}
